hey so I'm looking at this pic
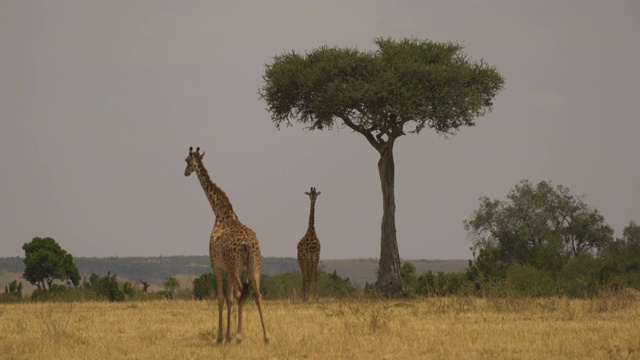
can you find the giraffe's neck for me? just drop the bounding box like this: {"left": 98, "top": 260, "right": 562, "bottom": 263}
{"left": 193, "top": 158, "right": 237, "bottom": 222}
{"left": 307, "top": 200, "right": 316, "bottom": 233}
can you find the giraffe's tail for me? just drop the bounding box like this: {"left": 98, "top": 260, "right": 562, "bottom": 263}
{"left": 239, "top": 281, "right": 250, "bottom": 303}
{"left": 239, "top": 244, "right": 251, "bottom": 304}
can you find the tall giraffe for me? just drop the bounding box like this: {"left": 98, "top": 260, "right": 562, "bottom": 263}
{"left": 184, "top": 147, "right": 269, "bottom": 344}
{"left": 297, "top": 187, "right": 321, "bottom": 302}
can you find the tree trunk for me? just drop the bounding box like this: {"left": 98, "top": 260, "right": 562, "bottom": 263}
{"left": 374, "top": 145, "right": 405, "bottom": 297}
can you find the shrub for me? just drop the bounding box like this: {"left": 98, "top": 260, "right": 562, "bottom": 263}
{"left": 557, "top": 254, "right": 602, "bottom": 298}
{"left": 504, "top": 264, "right": 554, "bottom": 297}
{"left": 416, "top": 271, "right": 470, "bottom": 297}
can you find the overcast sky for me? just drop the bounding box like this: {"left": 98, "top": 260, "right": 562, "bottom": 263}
{"left": 1, "top": 0, "right": 639, "bottom": 260}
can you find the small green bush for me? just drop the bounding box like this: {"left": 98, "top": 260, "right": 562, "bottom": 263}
{"left": 505, "top": 264, "right": 554, "bottom": 297}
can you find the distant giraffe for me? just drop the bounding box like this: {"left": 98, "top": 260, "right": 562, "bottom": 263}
{"left": 297, "top": 187, "right": 321, "bottom": 302}
{"left": 184, "top": 147, "right": 269, "bottom": 344}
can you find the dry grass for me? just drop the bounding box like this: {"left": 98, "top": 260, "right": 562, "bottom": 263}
{"left": 1, "top": 295, "right": 639, "bottom": 359}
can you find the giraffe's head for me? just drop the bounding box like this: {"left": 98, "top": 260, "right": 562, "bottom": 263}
{"left": 305, "top": 187, "right": 321, "bottom": 201}
{"left": 184, "top": 146, "right": 205, "bottom": 176}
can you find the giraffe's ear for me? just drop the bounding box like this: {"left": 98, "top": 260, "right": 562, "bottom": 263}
{"left": 201, "top": 151, "right": 205, "bottom": 159}
{"left": 317, "top": 192, "right": 321, "bottom": 196}
{"left": 305, "top": 192, "right": 310, "bottom": 196}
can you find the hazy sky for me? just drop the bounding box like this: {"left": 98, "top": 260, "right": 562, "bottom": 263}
{"left": 1, "top": 1, "right": 639, "bottom": 260}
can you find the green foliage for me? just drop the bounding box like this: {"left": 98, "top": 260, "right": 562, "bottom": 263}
{"left": 84, "top": 272, "right": 125, "bottom": 302}
{"left": 192, "top": 272, "right": 232, "bottom": 300}
{"left": 73, "top": 256, "right": 210, "bottom": 286}
{"left": 162, "top": 274, "right": 180, "bottom": 300}
{"left": 22, "top": 237, "right": 80, "bottom": 291}
{"left": 0, "top": 255, "right": 300, "bottom": 288}
{"left": 260, "top": 271, "right": 301, "bottom": 300}
{"left": 597, "top": 221, "right": 640, "bottom": 290}
{"left": 556, "top": 253, "right": 602, "bottom": 298}
{"left": 5, "top": 280, "right": 23, "bottom": 297}
{"left": 193, "top": 269, "right": 356, "bottom": 301}
{"left": 262, "top": 37, "right": 504, "bottom": 297}
{"left": 122, "top": 281, "right": 134, "bottom": 298}
{"left": 466, "top": 247, "right": 506, "bottom": 282}
{"left": 416, "top": 271, "right": 470, "bottom": 297}
{"left": 505, "top": 264, "right": 554, "bottom": 297}
{"left": 621, "top": 221, "right": 640, "bottom": 253}
{"left": 321, "top": 270, "right": 357, "bottom": 298}
{"left": 465, "top": 180, "right": 614, "bottom": 279}
{"left": 0, "top": 280, "right": 24, "bottom": 303}
{"left": 194, "top": 270, "right": 358, "bottom": 301}
{"left": 140, "top": 280, "right": 150, "bottom": 293}
{"left": 400, "top": 261, "right": 418, "bottom": 296}
{"left": 260, "top": 37, "right": 504, "bottom": 137}
{"left": 193, "top": 272, "right": 216, "bottom": 300}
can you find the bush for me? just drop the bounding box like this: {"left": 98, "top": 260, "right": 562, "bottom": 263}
{"left": 193, "top": 272, "right": 215, "bottom": 300}
{"left": 557, "top": 254, "right": 602, "bottom": 298}
{"left": 320, "top": 270, "right": 357, "bottom": 298}
{"left": 162, "top": 274, "right": 180, "bottom": 300}
{"left": 260, "top": 271, "right": 302, "bottom": 300}
{"left": 5, "top": 280, "right": 23, "bottom": 297}
{"left": 401, "top": 262, "right": 418, "bottom": 296}
{"left": 416, "top": 271, "right": 470, "bottom": 297}
{"left": 84, "top": 272, "right": 125, "bottom": 301}
{"left": 504, "top": 264, "right": 554, "bottom": 297}
{"left": 1, "top": 280, "right": 24, "bottom": 303}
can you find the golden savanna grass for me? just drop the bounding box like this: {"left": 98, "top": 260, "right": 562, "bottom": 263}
{"left": 1, "top": 295, "right": 639, "bottom": 359}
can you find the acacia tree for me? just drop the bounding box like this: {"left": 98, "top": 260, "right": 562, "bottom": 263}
{"left": 22, "top": 237, "right": 80, "bottom": 291}
{"left": 260, "top": 38, "right": 504, "bottom": 296}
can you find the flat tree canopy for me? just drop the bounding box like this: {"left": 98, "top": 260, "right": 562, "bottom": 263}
{"left": 261, "top": 38, "right": 504, "bottom": 296}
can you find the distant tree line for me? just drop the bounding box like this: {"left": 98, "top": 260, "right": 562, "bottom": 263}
{"left": 398, "top": 180, "right": 640, "bottom": 298}
{"left": 0, "top": 255, "right": 301, "bottom": 286}
{"left": 2, "top": 179, "right": 639, "bottom": 303}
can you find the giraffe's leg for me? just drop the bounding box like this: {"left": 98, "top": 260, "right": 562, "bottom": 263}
{"left": 313, "top": 261, "right": 320, "bottom": 301}
{"left": 305, "top": 270, "right": 311, "bottom": 302}
{"left": 230, "top": 272, "right": 245, "bottom": 344}
{"left": 301, "top": 265, "right": 309, "bottom": 302}
{"left": 251, "top": 273, "right": 270, "bottom": 344}
{"left": 214, "top": 267, "right": 224, "bottom": 344}
{"left": 225, "top": 281, "right": 234, "bottom": 343}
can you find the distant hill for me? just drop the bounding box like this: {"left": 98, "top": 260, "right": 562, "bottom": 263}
{"left": 0, "top": 256, "right": 469, "bottom": 293}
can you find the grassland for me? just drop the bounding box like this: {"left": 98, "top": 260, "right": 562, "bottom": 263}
{"left": 1, "top": 295, "right": 639, "bottom": 359}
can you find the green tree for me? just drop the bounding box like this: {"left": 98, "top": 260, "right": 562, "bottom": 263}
{"left": 620, "top": 221, "right": 640, "bottom": 255}
{"left": 464, "top": 180, "right": 614, "bottom": 278}
{"left": 599, "top": 220, "right": 640, "bottom": 289}
{"left": 85, "top": 272, "right": 125, "bottom": 301}
{"left": 162, "top": 274, "right": 180, "bottom": 300}
{"left": 193, "top": 272, "right": 216, "bottom": 300}
{"left": 260, "top": 38, "right": 504, "bottom": 296}
{"left": 22, "top": 237, "right": 80, "bottom": 291}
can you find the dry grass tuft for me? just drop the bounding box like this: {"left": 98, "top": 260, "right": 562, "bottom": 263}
{"left": 1, "top": 296, "right": 639, "bottom": 359}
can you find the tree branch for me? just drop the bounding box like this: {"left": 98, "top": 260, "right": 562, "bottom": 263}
{"left": 338, "top": 114, "right": 381, "bottom": 151}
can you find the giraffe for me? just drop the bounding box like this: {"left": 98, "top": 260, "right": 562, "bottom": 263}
{"left": 184, "top": 147, "right": 269, "bottom": 344}
{"left": 297, "top": 187, "right": 321, "bottom": 302}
